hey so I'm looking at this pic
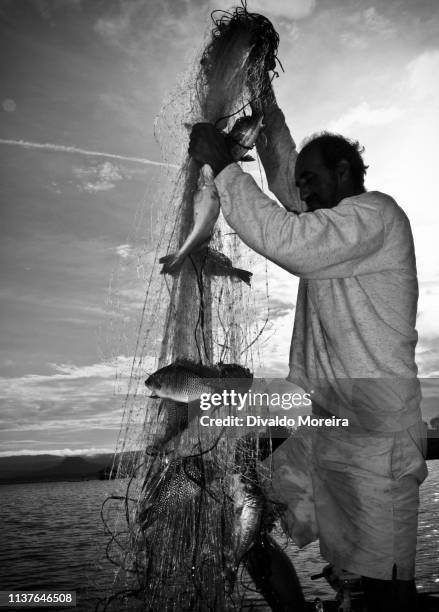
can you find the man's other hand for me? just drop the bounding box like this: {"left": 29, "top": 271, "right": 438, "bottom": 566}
{"left": 188, "top": 123, "right": 233, "bottom": 177}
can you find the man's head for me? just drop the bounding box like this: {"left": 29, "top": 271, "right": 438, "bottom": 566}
{"left": 295, "top": 133, "right": 368, "bottom": 211}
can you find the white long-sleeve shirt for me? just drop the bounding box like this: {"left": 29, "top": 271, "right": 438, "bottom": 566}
{"left": 214, "top": 107, "right": 421, "bottom": 432}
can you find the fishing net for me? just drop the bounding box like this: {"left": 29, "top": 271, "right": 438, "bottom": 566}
{"left": 98, "top": 3, "right": 286, "bottom": 611}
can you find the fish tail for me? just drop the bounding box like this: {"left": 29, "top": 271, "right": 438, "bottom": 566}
{"left": 232, "top": 267, "right": 252, "bottom": 286}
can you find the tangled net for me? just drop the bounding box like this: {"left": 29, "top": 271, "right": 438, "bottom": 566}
{"left": 97, "top": 3, "right": 286, "bottom": 611}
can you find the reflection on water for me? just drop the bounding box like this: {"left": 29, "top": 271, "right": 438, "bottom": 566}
{"left": 0, "top": 463, "right": 437, "bottom": 610}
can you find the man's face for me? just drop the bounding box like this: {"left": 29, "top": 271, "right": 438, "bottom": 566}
{"left": 295, "top": 146, "right": 339, "bottom": 211}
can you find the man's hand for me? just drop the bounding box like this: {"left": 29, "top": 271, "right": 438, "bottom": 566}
{"left": 188, "top": 123, "right": 233, "bottom": 177}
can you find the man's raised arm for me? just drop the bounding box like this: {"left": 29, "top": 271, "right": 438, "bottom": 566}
{"left": 213, "top": 165, "right": 384, "bottom": 279}
{"left": 253, "top": 82, "right": 303, "bottom": 213}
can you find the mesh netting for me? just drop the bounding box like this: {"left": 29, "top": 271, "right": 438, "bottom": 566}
{"left": 97, "top": 4, "right": 285, "bottom": 610}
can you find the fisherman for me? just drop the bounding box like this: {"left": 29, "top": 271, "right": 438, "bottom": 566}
{"left": 188, "top": 77, "right": 428, "bottom": 611}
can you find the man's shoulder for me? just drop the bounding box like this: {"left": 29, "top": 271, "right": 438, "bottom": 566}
{"left": 345, "top": 190, "right": 396, "bottom": 209}
{"left": 344, "top": 191, "right": 409, "bottom": 224}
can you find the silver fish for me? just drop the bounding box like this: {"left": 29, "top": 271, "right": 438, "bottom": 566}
{"left": 159, "top": 164, "right": 220, "bottom": 274}
{"left": 225, "top": 432, "right": 265, "bottom": 589}
{"left": 226, "top": 473, "right": 264, "bottom": 589}
{"left": 145, "top": 360, "right": 253, "bottom": 403}
{"left": 145, "top": 360, "right": 218, "bottom": 403}
{"left": 232, "top": 475, "right": 263, "bottom": 561}
{"left": 151, "top": 398, "right": 189, "bottom": 450}
{"left": 139, "top": 456, "right": 214, "bottom": 530}
{"left": 244, "top": 532, "right": 307, "bottom": 610}
{"left": 159, "top": 110, "right": 264, "bottom": 274}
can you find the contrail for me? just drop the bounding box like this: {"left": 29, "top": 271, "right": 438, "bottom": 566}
{"left": 0, "top": 138, "right": 179, "bottom": 168}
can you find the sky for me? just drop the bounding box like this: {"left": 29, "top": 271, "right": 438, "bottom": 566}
{"left": 1, "top": 0, "right": 438, "bottom": 456}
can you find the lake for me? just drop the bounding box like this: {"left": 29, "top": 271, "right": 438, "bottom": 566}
{"left": 1, "top": 462, "right": 438, "bottom": 610}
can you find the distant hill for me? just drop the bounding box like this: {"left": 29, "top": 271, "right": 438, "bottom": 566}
{"left": 0, "top": 454, "right": 64, "bottom": 479}
{"left": 0, "top": 453, "right": 114, "bottom": 484}
{"left": 1, "top": 431, "right": 437, "bottom": 486}
{"left": 0, "top": 451, "right": 140, "bottom": 484}
{"left": 38, "top": 456, "right": 106, "bottom": 477}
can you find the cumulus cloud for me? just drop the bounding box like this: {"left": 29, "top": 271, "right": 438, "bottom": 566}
{"left": 246, "top": 0, "right": 316, "bottom": 20}
{"left": 73, "top": 161, "right": 124, "bottom": 193}
{"left": 360, "top": 7, "right": 394, "bottom": 36}
{"left": 116, "top": 244, "right": 135, "bottom": 260}
{"left": 94, "top": 0, "right": 206, "bottom": 57}
{"left": 415, "top": 280, "right": 439, "bottom": 378}
{"left": 0, "top": 355, "right": 156, "bottom": 437}
{"left": 328, "top": 102, "right": 404, "bottom": 133}
{"left": 267, "top": 297, "right": 294, "bottom": 321}
{"left": 339, "top": 32, "right": 368, "bottom": 50}
{"left": 32, "top": 0, "right": 82, "bottom": 22}
{"left": 0, "top": 446, "right": 115, "bottom": 457}
{"left": 419, "top": 378, "right": 439, "bottom": 423}
{"left": 407, "top": 50, "right": 439, "bottom": 102}
{"left": 341, "top": 6, "right": 394, "bottom": 38}
{"left": 94, "top": 10, "right": 131, "bottom": 42}
{"left": 95, "top": 0, "right": 316, "bottom": 63}
{"left": 417, "top": 282, "right": 439, "bottom": 336}
{"left": 0, "top": 287, "right": 120, "bottom": 320}
{"left": 49, "top": 360, "right": 125, "bottom": 379}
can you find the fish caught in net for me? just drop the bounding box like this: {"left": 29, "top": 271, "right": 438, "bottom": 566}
{"left": 97, "top": 3, "right": 288, "bottom": 611}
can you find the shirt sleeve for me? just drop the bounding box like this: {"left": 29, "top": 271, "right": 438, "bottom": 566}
{"left": 256, "top": 105, "right": 304, "bottom": 213}
{"left": 214, "top": 164, "right": 385, "bottom": 279}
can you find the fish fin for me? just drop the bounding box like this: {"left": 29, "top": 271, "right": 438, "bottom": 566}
{"left": 232, "top": 267, "right": 253, "bottom": 286}
{"left": 173, "top": 358, "right": 219, "bottom": 379}
{"left": 159, "top": 253, "right": 184, "bottom": 274}
{"left": 205, "top": 247, "right": 232, "bottom": 267}
{"left": 240, "top": 155, "right": 255, "bottom": 162}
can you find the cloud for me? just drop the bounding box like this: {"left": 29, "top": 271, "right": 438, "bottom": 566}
{"left": 310, "top": 5, "right": 395, "bottom": 52}
{"left": 33, "top": 0, "right": 82, "bottom": 20}
{"left": 342, "top": 6, "right": 394, "bottom": 39}
{"left": 94, "top": 9, "right": 131, "bottom": 42}
{"left": 94, "top": 0, "right": 315, "bottom": 66}
{"left": 49, "top": 360, "right": 124, "bottom": 379}
{"left": 247, "top": 0, "right": 316, "bottom": 20}
{"left": 416, "top": 341, "right": 439, "bottom": 378}
{"left": 73, "top": 160, "right": 124, "bottom": 193}
{"left": 116, "top": 244, "right": 135, "bottom": 260}
{"left": 360, "top": 7, "right": 394, "bottom": 36}
{"left": 417, "top": 283, "right": 439, "bottom": 342}
{"left": 1, "top": 417, "right": 123, "bottom": 433}
{"left": 407, "top": 50, "right": 439, "bottom": 102}
{"left": 0, "top": 355, "right": 156, "bottom": 437}
{"left": 0, "top": 287, "right": 121, "bottom": 319}
{"left": 0, "top": 138, "right": 176, "bottom": 167}
{"left": 0, "top": 446, "right": 115, "bottom": 458}
{"left": 339, "top": 32, "right": 368, "bottom": 50}
{"left": 267, "top": 297, "right": 294, "bottom": 321}
{"left": 94, "top": 0, "right": 207, "bottom": 57}
{"left": 328, "top": 102, "right": 404, "bottom": 133}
